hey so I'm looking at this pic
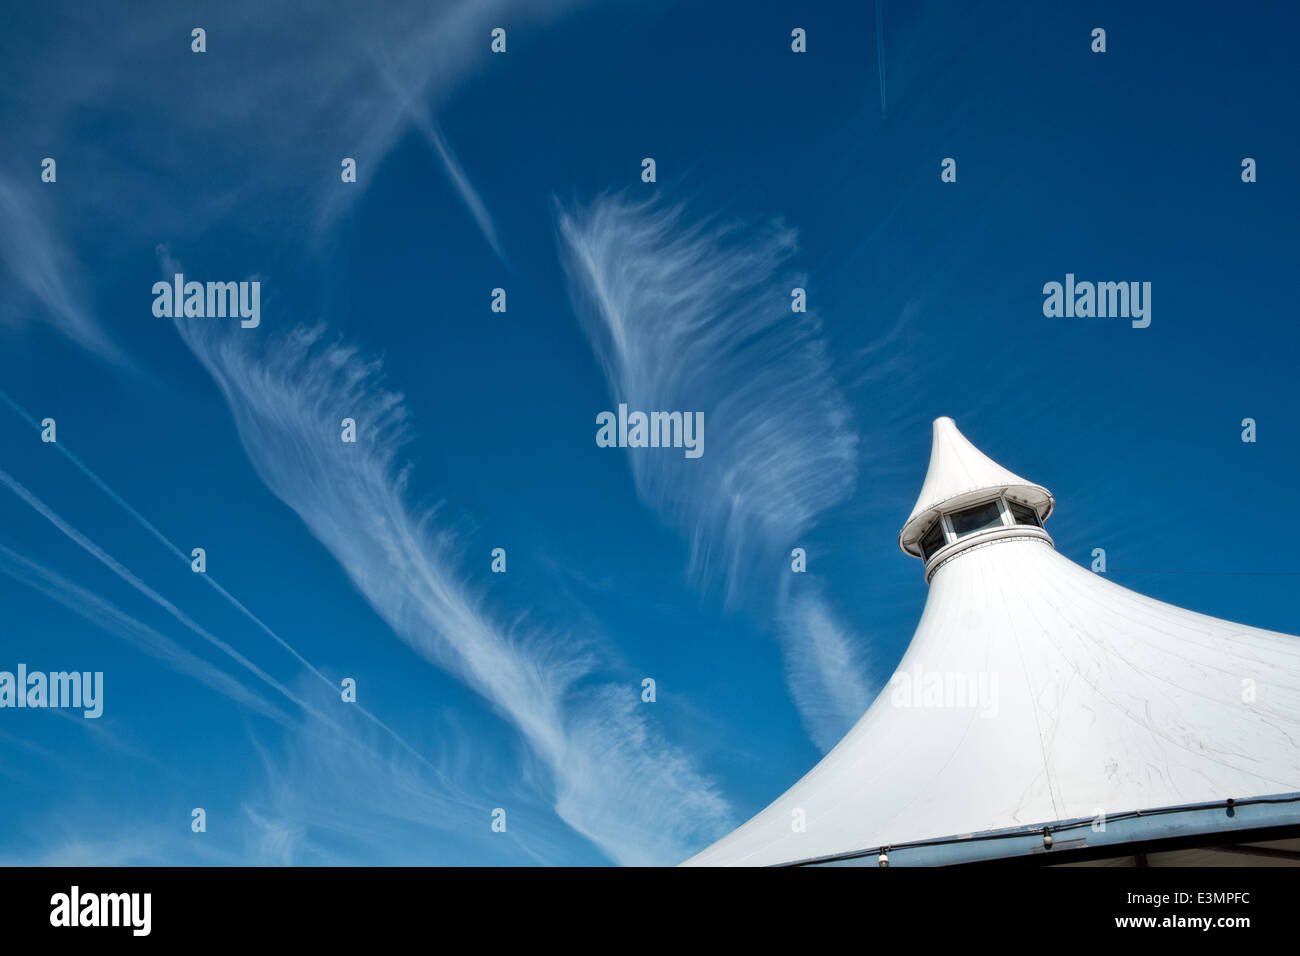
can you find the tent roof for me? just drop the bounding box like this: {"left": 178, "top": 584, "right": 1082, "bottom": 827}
{"left": 684, "top": 419, "right": 1300, "bottom": 867}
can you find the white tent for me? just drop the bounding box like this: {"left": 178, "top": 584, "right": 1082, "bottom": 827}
{"left": 685, "top": 418, "right": 1300, "bottom": 866}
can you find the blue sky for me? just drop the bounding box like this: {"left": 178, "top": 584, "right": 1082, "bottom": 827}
{"left": 0, "top": 0, "right": 1296, "bottom": 865}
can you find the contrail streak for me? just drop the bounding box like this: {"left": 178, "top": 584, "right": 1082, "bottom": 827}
{"left": 0, "top": 464, "right": 472, "bottom": 802}
{"left": 0, "top": 465, "right": 327, "bottom": 720}
{"left": 371, "top": 58, "right": 506, "bottom": 262}
{"left": 0, "top": 390, "right": 451, "bottom": 784}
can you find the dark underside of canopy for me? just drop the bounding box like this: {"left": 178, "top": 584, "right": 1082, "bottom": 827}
{"left": 785, "top": 793, "right": 1300, "bottom": 867}
{"left": 977, "top": 825, "right": 1300, "bottom": 867}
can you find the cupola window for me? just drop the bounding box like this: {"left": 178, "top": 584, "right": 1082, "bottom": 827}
{"left": 948, "top": 499, "right": 1004, "bottom": 539}
{"left": 1006, "top": 500, "right": 1041, "bottom": 527}
{"left": 919, "top": 520, "right": 948, "bottom": 561}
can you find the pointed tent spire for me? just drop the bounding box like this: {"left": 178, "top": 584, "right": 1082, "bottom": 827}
{"left": 898, "top": 417, "right": 1054, "bottom": 558}
{"left": 683, "top": 418, "right": 1300, "bottom": 867}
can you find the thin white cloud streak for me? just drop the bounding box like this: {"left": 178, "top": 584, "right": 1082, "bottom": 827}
{"left": 0, "top": 388, "right": 447, "bottom": 783}
{"left": 0, "top": 466, "right": 341, "bottom": 730}
{"left": 372, "top": 63, "right": 504, "bottom": 260}
{"left": 0, "top": 541, "right": 290, "bottom": 728}
{"left": 0, "top": 542, "right": 493, "bottom": 857}
{"left": 557, "top": 195, "right": 874, "bottom": 750}
{"left": 172, "top": 317, "right": 729, "bottom": 865}
{"left": 416, "top": 115, "right": 504, "bottom": 260}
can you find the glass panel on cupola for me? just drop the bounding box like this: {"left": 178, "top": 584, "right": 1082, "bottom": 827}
{"left": 949, "top": 500, "right": 1004, "bottom": 539}
{"left": 920, "top": 520, "right": 947, "bottom": 560}
{"left": 1007, "top": 500, "right": 1041, "bottom": 527}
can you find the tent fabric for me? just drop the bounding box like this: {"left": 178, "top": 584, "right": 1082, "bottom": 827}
{"left": 684, "top": 420, "right": 1300, "bottom": 867}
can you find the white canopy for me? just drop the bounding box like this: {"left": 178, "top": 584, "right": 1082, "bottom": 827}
{"left": 685, "top": 418, "right": 1300, "bottom": 866}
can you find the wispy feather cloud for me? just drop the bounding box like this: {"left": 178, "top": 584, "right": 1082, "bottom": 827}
{"left": 557, "top": 195, "right": 858, "bottom": 598}
{"left": 0, "top": 176, "right": 123, "bottom": 363}
{"left": 0, "top": 0, "right": 595, "bottom": 358}
{"left": 780, "top": 588, "right": 875, "bottom": 753}
{"left": 3, "top": 0, "right": 594, "bottom": 233}
{"left": 240, "top": 688, "right": 580, "bottom": 866}
{"left": 557, "top": 195, "right": 874, "bottom": 750}
{"left": 173, "top": 316, "right": 729, "bottom": 864}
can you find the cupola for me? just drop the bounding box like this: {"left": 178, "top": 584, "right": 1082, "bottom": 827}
{"left": 898, "top": 417, "right": 1055, "bottom": 580}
